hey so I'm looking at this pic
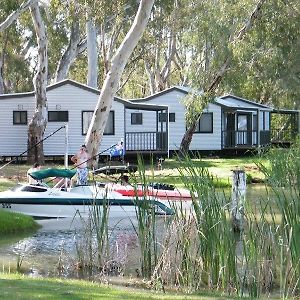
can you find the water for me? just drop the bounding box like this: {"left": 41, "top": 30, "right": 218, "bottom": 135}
{"left": 0, "top": 185, "right": 272, "bottom": 279}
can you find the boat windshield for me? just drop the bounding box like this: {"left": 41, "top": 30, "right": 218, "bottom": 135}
{"left": 10, "top": 184, "right": 48, "bottom": 193}
{"left": 10, "top": 184, "right": 23, "bottom": 192}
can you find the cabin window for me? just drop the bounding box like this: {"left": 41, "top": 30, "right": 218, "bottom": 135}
{"left": 131, "top": 112, "right": 143, "bottom": 125}
{"left": 159, "top": 112, "right": 176, "bottom": 122}
{"left": 13, "top": 111, "right": 27, "bottom": 125}
{"left": 169, "top": 113, "right": 176, "bottom": 122}
{"left": 82, "top": 111, "right": 115, "bottom": 135}
{"left": 48, "top": 111, "right": 68, "bottom": 122}
{"left": 195, "top": 112, "right": 213, "bottom": 133}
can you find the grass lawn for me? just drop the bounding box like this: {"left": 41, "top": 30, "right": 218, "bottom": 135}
{"left": 141, "top": 156, "right": 265, "bottom": 188}
{"left": 0, "top": 273, "right": 236, "bottom": 300}
{"left": 0, "top": 156, "right": 265, "bottom": 191}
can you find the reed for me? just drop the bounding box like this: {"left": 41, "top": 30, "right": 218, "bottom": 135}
{"left": 255, "top": 139, "right": 300, "bottom": 297}
{"left": 72, "top": 184, "right": 111, "bottom": 274}
{"left": 132, "top": 156, "right": 159, "bottom": 279}
{"left": 69, "top": 146, "right": 299, "bottom": 298}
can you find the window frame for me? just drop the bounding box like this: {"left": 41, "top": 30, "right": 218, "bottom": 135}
{"left": 194, "top": 112, "right": 213, "bottom": 134}
{"left": 48, "top": 111, "right": 69, "bottom": 122}
{"left": 159, "top": 112, "right": 176, "bottom": 123}
{"left": 131, "top": 112, "right": 143, "bottom": 125}
{"left": 169, "top": 112, "right": 176, "bottom": 122}
{"left": 81, "top": 110, "right": 115, "bottom": 135}
{"left": 13, "top": 111, "right": 27, "bottom": 125}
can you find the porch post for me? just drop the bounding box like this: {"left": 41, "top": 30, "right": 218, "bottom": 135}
{"left": 160, "top": 110, "right": 164, "bottom": 150}
{"left": 257, "top": 109, "right": 260, "bottom": 146}
{"left": 124, "top": 107, "right": 127, "bottom": 152}
{"left": 166, "top": 108, "right": 169, "bottom": 157}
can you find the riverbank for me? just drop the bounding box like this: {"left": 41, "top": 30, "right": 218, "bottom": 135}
{"left": 0, "top": 210, "right": 39, "bottom": 235}
{"left": 0, "top": 273, "right": 236, "bottom": 300}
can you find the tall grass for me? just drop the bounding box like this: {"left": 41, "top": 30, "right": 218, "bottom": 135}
{"left": 69, "top": 145, "right": 299, "bottom": 298}
{"left": 132, "top": 156, "right": 159, "bottom": 279}
{"left": 255, "top": 139, "right": 300, "bottom": 297}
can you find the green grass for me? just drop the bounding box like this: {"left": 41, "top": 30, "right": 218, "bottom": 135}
{"left": 0, "top": 210, "right": 40, "bottom": 235}
{"left": 0, "top": 273, "right": 237, "bottom": 300}
{"left": 144, "top": 157, "right": 265, "bottom": 188}
{"left": 0, "top": 157, "right": 265, "bottom": 191}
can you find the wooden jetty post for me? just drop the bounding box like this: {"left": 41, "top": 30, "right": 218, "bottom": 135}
{"left": 231, "top": 169, "right": 246, "bottom": 232}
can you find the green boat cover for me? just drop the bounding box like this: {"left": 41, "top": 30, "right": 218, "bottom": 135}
{"left": 29, "top": 168, "right": 76, "bottom": 180}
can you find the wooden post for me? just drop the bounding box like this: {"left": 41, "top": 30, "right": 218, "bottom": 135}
{"left": 231, "top": 169, "right": 246, "bottom": 232}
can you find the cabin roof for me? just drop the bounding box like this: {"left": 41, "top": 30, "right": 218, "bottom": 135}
{"left": 0, "top": 79, "right": 168, "bottom": 110}
{"left": 215, "top": 94, "right": 272, "bottom": 110}
{"left": 130, "top": 86, "right": 190, "bottom": 102}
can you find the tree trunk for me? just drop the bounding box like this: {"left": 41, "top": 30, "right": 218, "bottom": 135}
{"left": 178, "top": 122, "right": 197, "bottom": 156}
{"left": 55, "top": 18, "right": 81, "bottom": 82}
{"left": 85, "top": 0, "right": 154, "bottom": 166}
{"left": 27, "top": 0, "right": 48, "bottom": 165}
{"left": 179, "top": 0, "right": 266, "bottom": 153}
{"left": 0, "top": 0, "right": 33, "bottom": 32}
{"left": 86, "top": 17, "right": 98, "bottom": 88}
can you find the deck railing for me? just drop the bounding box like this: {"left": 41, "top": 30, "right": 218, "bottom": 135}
{"left": 125, "top": 132, "right": 167, "bottom": 152}
{"left": 271, "top": 128, "right": 298, "bottom": 143}
{"left": 222, "top": 130, "right": 272, "bottom": 148}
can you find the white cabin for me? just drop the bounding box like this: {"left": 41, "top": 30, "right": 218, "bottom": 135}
{"left": 132, "top": 87, "right": 299, "bottom": 152}
{"left": 0, "top": 80, "right": 168, "bottom": 159}
{"left": 0, "top": 80, "right": 298, "bottom": 160}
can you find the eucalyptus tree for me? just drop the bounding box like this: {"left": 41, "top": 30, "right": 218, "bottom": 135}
{"left": 0, "top": 0, "right": 48, "bottom": 163}
{"left": 177, "top": 0, "right": 267, "bottom": 154}
{"left": 0, "top": 0, "right": 33, "bottom": 93}
{"left": 27, "top": 0, "right": 48, "bottom": 164}
{"left": 143, "top": 0, "right": 180, "bottom": 93}
{"left": 222, "top": 0, "right": 300, "bottom": 109}
{"left": 53, "top": 2, "right": 83, "bottom": 82}
{"left": 84, "top": 0, "right": 155, "bottom": 166}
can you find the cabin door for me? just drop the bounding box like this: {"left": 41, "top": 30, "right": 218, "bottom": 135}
{"left": 225, "top": 112, "right": 236, "bottom": 147}
{"left": 237, "top": 113, "right": 252, "bottom": 145}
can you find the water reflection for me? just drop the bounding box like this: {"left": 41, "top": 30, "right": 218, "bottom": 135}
{"left": 0, "top": 185, "right": 272, "bottom": 278}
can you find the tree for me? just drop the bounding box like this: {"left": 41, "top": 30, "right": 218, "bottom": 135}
{"left": 27, "top": 0, "right": 48, "bottom": 164}
{"left": 84, "top": 0, "right": 155, "bottom": 166}
{"left": 179, "top": 0, "right": 266, "bottom": 155}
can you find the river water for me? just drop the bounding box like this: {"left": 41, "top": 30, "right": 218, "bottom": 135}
{"left": 0, "top": 185, "right": 272, "bottom": 279}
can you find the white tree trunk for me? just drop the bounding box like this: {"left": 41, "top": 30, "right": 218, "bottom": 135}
{"left": 27, "top": 0, "right": 48, "bottom": 164}
{"left": 0, "top": 0, "right": 33, "bottom": 32}
{"left": 55, "top": 19, "right": 81, "bottom": 82}
{"left": 86, "top": 17, "right": 98, "bottom": 88}
{"left": 85, "top": 0, "right": 154, "bottom": 165}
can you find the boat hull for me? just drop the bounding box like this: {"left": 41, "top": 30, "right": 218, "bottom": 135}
{"left": 0, "top": 185, "right": 174, "bottom": 218}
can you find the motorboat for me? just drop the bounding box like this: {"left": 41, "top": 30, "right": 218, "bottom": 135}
{"left": 0, "top": 168, "right": 174, "bottom": 218}
{"left": 94, "top": 165, "right": 195, "bottom": 201}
